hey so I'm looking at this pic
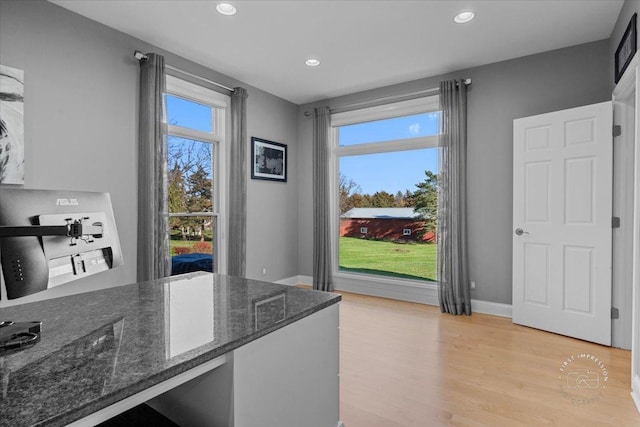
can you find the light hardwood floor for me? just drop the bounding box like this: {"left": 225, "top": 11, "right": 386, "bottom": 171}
{"left": 337, "top": 291, "right": 640, "bottom": 427}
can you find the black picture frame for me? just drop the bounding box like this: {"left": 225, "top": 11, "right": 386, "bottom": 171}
{"left": 251, "top": 137, "right": 287, "bottom": 182}
{"left": 615, "top": 13, "right": 637, "bottom": 84}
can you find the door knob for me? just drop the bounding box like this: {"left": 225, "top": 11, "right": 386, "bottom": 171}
{"left": 515, "top": 228, "right": 529, "bottom": 236}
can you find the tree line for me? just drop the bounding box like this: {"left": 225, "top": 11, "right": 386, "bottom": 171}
{"left": 340, "top": 170, "right": 438, "bottom": 231}
{"left": 168, "top": 139, "right": 213, "bottom": 241}
{"left": 167, "top": 137, "right": 440, "bottom": 239}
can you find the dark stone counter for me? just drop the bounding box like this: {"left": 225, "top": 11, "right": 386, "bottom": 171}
{"left": 0, "top": 272, "right": 340, "bottom": 426}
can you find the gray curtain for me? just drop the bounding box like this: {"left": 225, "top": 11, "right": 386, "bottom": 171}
{"left": 437, "top": 79, "right": 471, "bottom": 315}
{"left": 137, "top": 53, "right": 171, "bottom": 282}
{"left": 228, "top": 87, "right": 248, "bottom": 277}
{"left": 312, "top": 107, "right": 333, "bottom": 292}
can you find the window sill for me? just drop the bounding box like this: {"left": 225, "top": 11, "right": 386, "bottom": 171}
{"left": 333, "top": 271, "right": 438, "bottom": 305}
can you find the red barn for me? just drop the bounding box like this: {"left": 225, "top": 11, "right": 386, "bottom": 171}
{"left": 339, "top": 208, "right": 436, "bottom": 242}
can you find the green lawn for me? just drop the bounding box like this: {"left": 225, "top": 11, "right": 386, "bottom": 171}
{"left": 170, "top": 239, "right": 206, "bottom": 248}
{"left": 339, "top": 237, "right": 436, "bottom": 281}
{"left": 170, "top": 230, "right": 213, "bottom": 255}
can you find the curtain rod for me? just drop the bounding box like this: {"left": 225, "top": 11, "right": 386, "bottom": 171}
{"left": 304, "top": 78, "right": 471, "bottom": 117}
{"left": 134, "top": 51, "right": 234, "bottom": 93}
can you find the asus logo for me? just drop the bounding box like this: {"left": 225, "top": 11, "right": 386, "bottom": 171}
{"left": 56, "top": 198, "right": 79, "bottom": 206}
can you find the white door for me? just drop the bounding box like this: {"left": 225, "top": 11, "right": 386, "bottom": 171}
{"left": 512, "top": 101, "right": 613, "bottom": 346}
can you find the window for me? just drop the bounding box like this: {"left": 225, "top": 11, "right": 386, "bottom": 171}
{"left": 332, "top": 96, "right": 439, "bottom": 284}
{"left": 165, "top": 76, "right": 229, "bottom": 273}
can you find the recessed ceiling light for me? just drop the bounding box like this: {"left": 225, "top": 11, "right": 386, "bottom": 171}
{"left": 305, "top": 59, "right": 321, "bottom": 67}
{"left": 454, "top": 11, "right": 475, "bottom": 24}
{"left": 216, "top": 3, "right": 237, "bottom": 16}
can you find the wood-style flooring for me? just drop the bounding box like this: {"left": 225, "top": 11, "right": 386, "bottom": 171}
{"left": 337, "top": 291, "right": 640, "bottom": 427}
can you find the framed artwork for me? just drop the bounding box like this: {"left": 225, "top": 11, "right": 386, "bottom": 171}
{"left": 615, "top": 13, "right": 637, "bottom": 84}
{"left": 251, "top": 137, "right": 287, "bottom": 182}
{"left": 0, "top": 64, "right": 25, "bottom": 184}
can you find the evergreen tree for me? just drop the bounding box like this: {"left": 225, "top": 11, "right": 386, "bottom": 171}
{"left": 167, "top": 139, "right": 213, "bottom": 242}
{"left": 413, "top": 170, "right": 439, "bottom": 231}
{"left": 168, "top": 163, "right": 188, "bottom": 240}
{"left": 370, "top": 191, "right": 396, "bottom": 207}
{"left": 186, "top": 165, "right": 212, "bottom": 241}
{"left": 168, "top": 163, "right": 187, "bottom": 214}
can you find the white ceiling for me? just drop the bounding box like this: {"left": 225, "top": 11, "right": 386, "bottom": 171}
{"left": 51, "top": 0, "right": 623, "bottom": 105}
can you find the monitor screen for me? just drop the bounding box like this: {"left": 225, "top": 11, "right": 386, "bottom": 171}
{"left": 0, "top": 188, "right": 123, "bottom": 299}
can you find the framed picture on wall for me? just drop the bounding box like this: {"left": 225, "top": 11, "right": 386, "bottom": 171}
{"left": 0, "top": 64, "right": 25, "bottom": 185}
{"left": 251, "top": 137, "right": 287, "bottom": 182}
{"left": 615, "top": 13, "right": 637, "bottom": 84}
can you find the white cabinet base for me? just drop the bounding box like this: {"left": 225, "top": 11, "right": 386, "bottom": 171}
{"left": 149, "top": 304, "right": 340, "bottom": 427}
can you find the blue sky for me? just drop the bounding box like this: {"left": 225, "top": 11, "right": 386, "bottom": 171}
{"left": 166, "top": 95, "right": 213, "bottom": 177}
{"left": 338, "top": 113, "right": 439, "bottom": 195}
{"left": 340, "top": 149, "right": 438, "bottom": 195}
{"left": 166, "top": 95, "right": 212, "bottom": 132}
{"left": 167, "top": 94, "right": 439, "bottom": 195}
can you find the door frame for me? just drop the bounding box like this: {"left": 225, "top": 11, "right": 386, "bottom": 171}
{"left": 613, "top": 58, "right": 637, "bottom": 351}
{"left": 613, "top": 53, "right": 640, "bottom": 412}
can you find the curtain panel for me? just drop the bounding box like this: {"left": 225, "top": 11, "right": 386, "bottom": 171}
{"left": 228, "top": 87, "right": 248, "bottom": 277}
{"left": 313, "top": 107, "right": 333, "bottom": 292}
{"left": 437, "top": 79, "right": 471, "bottom": 315}
{"left": 137, "top": 53, "right": 171, "bottom": 282}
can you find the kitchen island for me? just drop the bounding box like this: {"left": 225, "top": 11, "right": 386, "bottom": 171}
{"left": 0, "top": 272, "right": 341, "bottom": 427}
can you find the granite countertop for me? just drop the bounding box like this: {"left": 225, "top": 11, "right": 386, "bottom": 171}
{"left": 0, "top": 272, "right": 340, "bottom": 426}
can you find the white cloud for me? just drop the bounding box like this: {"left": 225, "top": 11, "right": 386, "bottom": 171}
{"left": 408, "top": 123, "right": 420, "bottom": 136}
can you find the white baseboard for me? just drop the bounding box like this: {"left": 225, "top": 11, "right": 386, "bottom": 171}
{"left": 470, "top": 299, "right": 512, "bottom": 318}
{"left": 632, "top": 375, "right": 640, "bottom": 414}
{"left": 274, "top": 276, "right": 303, "bottom": 286}
{"left": 297, "top": 275, "right": 313, "bottom": 286}
{"left": 276, "top": 275, "right": 512, "bottom": 318}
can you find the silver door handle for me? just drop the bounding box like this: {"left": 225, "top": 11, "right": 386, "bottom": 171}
{"left": 515, "top": 228, "right": 529, "bottom": 236}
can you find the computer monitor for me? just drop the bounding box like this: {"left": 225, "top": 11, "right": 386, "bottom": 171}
{"left": 0, "top": 188, "right": 123, "bottom": 300}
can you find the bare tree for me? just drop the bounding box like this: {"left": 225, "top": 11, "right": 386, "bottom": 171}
{"left": 168, "top": 137, "right": 213, "bottom": 243}
{"left": 339, "top": 173, "right": 362, "bottom": 214}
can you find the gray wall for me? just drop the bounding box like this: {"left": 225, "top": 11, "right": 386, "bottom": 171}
{"left": 298, "top": 40, "right": 611, "bottom": 304}
{"left": 0, "top": 0, "right": 299, "bottom": 306}
{"left": 245, "top": 89, "right": 298, "bottom": 282}
{"left": 0, "top": 0, "right": 617, "bottom": 307}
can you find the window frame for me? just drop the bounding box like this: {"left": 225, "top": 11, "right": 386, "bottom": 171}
{"left": 329, "top": 95, "right": 440, "bottom": 290}
{"left": 165, "top": 75, "right": 229, "bottom": 274}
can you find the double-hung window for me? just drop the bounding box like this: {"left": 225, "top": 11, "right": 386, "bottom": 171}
{"left": 331, "top": 96, "right": 440, "bottom": 288}
{"left": 165, "top": 75, "right": 228, "bottom": 273}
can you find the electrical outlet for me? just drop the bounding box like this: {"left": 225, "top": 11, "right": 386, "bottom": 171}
{"left": 471, "top": 281, "right": 476, "bottom": 289}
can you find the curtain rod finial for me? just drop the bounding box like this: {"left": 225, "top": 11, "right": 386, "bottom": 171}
{"left": 134, "top": 50, "right": 148, "bottom": 61}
